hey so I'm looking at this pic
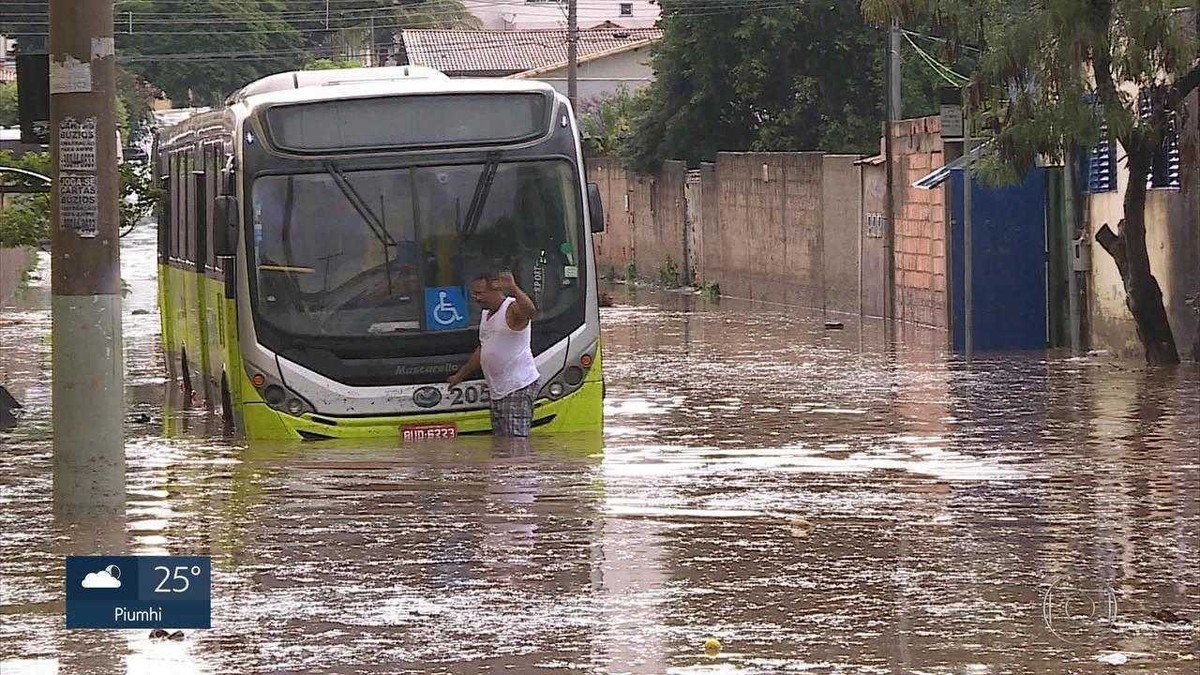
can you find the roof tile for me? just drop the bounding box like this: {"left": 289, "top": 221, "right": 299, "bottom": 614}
{"left": 400, "top": 28, "right": 662, "bottom": 75}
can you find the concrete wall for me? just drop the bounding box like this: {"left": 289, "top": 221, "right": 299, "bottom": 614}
{"left": 1087, "top": 89, "right": 1200, "bottom": 361}
{"left": 822, "top": 155, "right": 863, "bottom": 315}
{"left": 859, "top": 161, "right": 888, "bottom": 318}
{"left": 890, "top": 117, "right": 948, "bottom": 328}
{"left": 589, "top": 156, "right": 687, "bottom": 282}
{"left": 592, "top": 152, "right": 880, "bottom": 317}
{"left": 0, "top": 247, "right": 34, "bottom": 306}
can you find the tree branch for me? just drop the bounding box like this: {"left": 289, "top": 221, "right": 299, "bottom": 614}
{"left": 1095, "top": 220, "right": 1128, "bottom": 278}
{"left": 1169, "top": 61, "right": 1200, "bottom": 108}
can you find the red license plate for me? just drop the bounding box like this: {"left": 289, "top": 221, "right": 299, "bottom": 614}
{"left": 401, "top": 424, "right": 458, "bottom": 442}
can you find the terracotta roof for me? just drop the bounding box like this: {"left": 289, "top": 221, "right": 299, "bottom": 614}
{"left": 399, "top": 28, "right": 662, "bottom": 75}
{"left": 0, "top": 64, "right": 15, "bottom": 84}
{"left": 509, "top": 37, "right": 657, "bottom": 78}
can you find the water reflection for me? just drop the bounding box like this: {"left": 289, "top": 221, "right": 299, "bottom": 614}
{"left": 1, "top": 235, "right": 1198, "bottom": 673}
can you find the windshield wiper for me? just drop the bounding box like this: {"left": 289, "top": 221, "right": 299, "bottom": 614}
{"left": 461, "top": 152, "right": 500, "bottom": 240}
{"left": 324, "top": 160, "right": 396, "bottom": 293}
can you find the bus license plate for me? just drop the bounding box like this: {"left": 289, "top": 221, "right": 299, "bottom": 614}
{"left": 402, "top": 424, "right": 458, "bottom": 442}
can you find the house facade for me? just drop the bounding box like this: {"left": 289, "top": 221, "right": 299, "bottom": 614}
{"left": 398, "top": 28, "right": 660, "bottom": 99}
{"left": 462, "top": 0, "right": 659, "bottom": 30}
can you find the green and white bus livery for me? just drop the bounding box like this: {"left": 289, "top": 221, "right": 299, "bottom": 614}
{"left": 154, "top": 66, "right": 606, "bottom": 440}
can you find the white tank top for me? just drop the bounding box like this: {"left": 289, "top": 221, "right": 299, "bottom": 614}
{"left": 479, "top": 297, "right": 541, "bottom": 398}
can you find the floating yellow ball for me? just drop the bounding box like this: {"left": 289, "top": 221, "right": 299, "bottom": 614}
{"left": 703, "top": 637, "right": 721, "bottom": 655}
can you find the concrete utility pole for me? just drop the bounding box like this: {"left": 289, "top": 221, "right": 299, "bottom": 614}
{"left": 882, "top": 20, "right": 901, "bottom": 331}
{"left": 567, "top": 0, "right": 578, "bottom": 110}
{"left": 49, "top": 0, "right": 124, "bottom": 512}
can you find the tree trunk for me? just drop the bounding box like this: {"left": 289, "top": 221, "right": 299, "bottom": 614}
{"left": 1095, "top": 139, "right": 1180, "bottom": 364}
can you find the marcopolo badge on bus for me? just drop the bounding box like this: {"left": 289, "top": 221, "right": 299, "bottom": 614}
{"left": 65, "top": 556, "right": 211, "bottom": 629}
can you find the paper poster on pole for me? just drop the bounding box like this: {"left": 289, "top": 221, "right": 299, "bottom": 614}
{"left": 59, "top": 174, "right": 98, "bottom": 238}
{"left": 49, "top": 56, "right": 92, "bottom": 94}
{"left": 59, "top": 117, "right": 98, "bottom": 172}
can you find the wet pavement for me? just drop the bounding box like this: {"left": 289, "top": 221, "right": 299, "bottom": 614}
{"left": 1, "top": 228, "right": 1198, "bottom": 674}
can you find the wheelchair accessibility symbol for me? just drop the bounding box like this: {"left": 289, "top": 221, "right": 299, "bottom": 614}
{"left": 424, "top": 286, "right": 469, "bottom": 330}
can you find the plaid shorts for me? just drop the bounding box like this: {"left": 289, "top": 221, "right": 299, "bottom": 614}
{"left": 490, "top": 380, "right": 539, "bottom": 437}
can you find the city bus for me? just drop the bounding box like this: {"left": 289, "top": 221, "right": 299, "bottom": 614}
{"left": 154, "top": 66, "right": 605, "bottom": 440}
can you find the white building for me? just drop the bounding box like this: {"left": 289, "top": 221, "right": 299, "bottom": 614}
{"left": 399, "top": 27, "right": 660, "bottom": 100}
{"left": 463, "top": 0, "right": 659, "bottom": 30}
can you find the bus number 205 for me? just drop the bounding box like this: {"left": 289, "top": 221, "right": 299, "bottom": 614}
{"left": 449, "top": 383, "right": 490, "bottom": 406}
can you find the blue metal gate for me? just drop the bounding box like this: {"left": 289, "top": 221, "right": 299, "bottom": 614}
{"left": 949, "top": 168, "right": 1048, "bottom": 352}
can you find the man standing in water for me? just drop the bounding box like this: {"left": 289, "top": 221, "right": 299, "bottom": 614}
{"left": 447, "top": 270, "right": 541, "bottom": 437}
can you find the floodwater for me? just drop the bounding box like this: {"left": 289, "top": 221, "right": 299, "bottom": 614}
{"left": 1, "top": 228, "right": 1198, "bottom": 674}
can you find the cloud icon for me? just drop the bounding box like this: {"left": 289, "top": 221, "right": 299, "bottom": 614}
{"left": 82, "top": 568, "right": 121, "bottom": 589}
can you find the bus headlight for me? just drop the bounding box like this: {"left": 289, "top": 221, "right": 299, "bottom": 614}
{"left": 251, "top": 369, "right": 314, "bottom": 416}
{"left": 548, "top": 382, "right": 565, "bottom": 398}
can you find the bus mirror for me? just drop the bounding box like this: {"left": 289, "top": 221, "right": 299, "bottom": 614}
{"left": 587, "top": 182, "right": 605, "bottom": 233}
{"left": 213, "top": 195, "right": 238, "bottom": 257}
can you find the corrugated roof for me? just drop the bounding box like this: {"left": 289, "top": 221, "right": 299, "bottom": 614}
{"left": 0, "top": 64, "right": 16, "bottom": 84}
{"left": 400, "top": 28, "right": 662, "bottom": 75}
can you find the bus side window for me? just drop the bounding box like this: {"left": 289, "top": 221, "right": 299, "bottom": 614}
{"left": 170, "top": 152, "right": 182, "bottom": 261}
{"left": 157, "top": 153, "right": 170, "bottom": 263}
{"left": 186, "top": 150, "right": 196, "bottom": 264}
{"left": 206, "top": 143, "right": 220, "bottom": 271}
{"left": 194, "top": 165, "right": 207, "bottom": 274}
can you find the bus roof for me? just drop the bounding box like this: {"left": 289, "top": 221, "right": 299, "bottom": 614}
{"left": 228, "top": 66, "right": 562, "bottom": 111}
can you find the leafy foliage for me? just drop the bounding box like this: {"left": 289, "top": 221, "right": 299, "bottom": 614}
{"left": 861, "top": 0, "right": 1198, "bottom": 185}
{"left": 0, "top": 151, "right": 163, "bottom": 247}
{"left": 578, "top": 87, "right": 642, "bottom": 157}
{"left": 119, "top": 0, "right": 308, "bottom": 106}
{"left": 0, "top": 83, "right": 17, "bottom": 128}
{"left": 862, "top": 0, "right": 1199, "bottom": 362}
{"left": 623, "top": 0, "right": 949, "bottom": 172}
{"left": 2, "top": 0, "right": 481, "bottom": 105}
{"left": 0, "top": 152, "right": 51, "bottom": 248}
{"left": 302, "top": 58, "right": 362, "bottom": 71}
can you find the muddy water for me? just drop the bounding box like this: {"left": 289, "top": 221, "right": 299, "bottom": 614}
{"left": 1, "top": 229, "right": 1198, "bottom": 674}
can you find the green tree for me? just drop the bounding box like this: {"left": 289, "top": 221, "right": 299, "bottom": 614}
{"left": 863, "top": 0, "right": 1198, "bottom": 364}
{"left": 0, "top": 151, "right": 52, "bottom": 248}
{"left": 0, "top": 83, "right": 17, "bottom": 127}
{"left": 0, "top": 151, "right": 162, "bottom": 246}
{"left": 623, "top": 0, "right": 946, "bottom": 172}
{"left": 119, "top": 0, "right": 308, "bottom": 105}
{"left": 578, "top": 87, "right": 642, "bottom": 156}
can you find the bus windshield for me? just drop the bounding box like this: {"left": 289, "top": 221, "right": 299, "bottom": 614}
{"left": 249, "top": 160, "right": 583, "bottom": 338}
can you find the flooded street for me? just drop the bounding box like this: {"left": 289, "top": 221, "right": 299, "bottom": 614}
{"left": 2, "top": 228, "right": 1199, "bottom": 674}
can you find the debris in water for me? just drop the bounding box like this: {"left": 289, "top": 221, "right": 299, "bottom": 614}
{"left": 149, "top": 628, "right": 169, "bottom": 640}
{"left": 1150, "top": 609, "right": 1189, "bottom": 625}
{"left": 168, "top": 630, "right": 185, "bottom": 641}
{"left": 1096, "top": 652, "right": 1129, "bottom": 665}
{"left": 132, "top": 309, "right": 150, "bottom": 316}
{"left": 824, "top": 321, "right": 844, "bottom": 330}
{"left": 0, "top": 385, "right": 22, "bottom": 431}
{"left": 703, "top": 637, "right": 721, "bottom": 655}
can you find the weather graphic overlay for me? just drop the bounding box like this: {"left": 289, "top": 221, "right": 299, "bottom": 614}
{"left": 65, "top": 556, "right": 211, "bottom": 629}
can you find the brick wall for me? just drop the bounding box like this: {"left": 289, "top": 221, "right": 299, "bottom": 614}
{"left": 890, "top": 117, "right": 948, "bottom": 328}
